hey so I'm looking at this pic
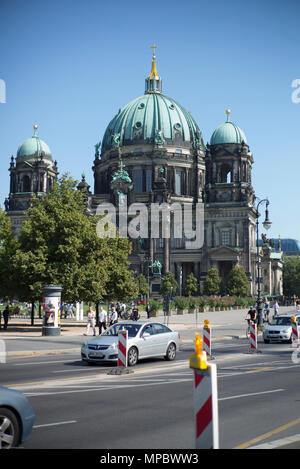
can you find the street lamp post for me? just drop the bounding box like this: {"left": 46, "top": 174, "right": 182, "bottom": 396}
{"left": 144, "top": 256, "right": 153, "bottom": 303}
{"left": 256, "top": 199, "right": 272, "bottom": 327}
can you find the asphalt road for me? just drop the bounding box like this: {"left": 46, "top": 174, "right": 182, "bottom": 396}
{"left": 1, "top": 337, "right": 300, "bottom": 450}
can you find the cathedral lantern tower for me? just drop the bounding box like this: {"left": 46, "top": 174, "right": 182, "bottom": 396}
{"left": 5, "top": 125, "right": 58, "bottom": 234}
{"left": 202, "top": 110, "right": 257, "bottom": 293}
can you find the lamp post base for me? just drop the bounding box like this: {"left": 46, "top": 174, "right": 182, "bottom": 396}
{"left": 42, "top": 326, "right": 61, "bottom": 336}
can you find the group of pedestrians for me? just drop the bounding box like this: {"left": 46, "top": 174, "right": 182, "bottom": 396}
{"left": 60, "top": 303, "right": 75, "bottom": 319}
{"left": 83, "top": 300, "right": 152, "bottom": 336}
{"left": 84, "top": 303, "right": 125, "bottom": 336}
{"left": 245, "top": 300, "right": 280, "bottom": 326}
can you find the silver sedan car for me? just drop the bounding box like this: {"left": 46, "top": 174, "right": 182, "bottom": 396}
{"left": 81, "top": 321, "right": 181, "bottom": 366}
{"left": 0, "top": 386, "right": 35, "bottom": 448}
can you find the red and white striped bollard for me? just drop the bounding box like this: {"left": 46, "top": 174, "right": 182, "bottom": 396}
{"left": 118, "top": 329, "right": 128, "bottom": 368}
{"left": 291, "top": 316, "right": 299, "bottom": 348}
{"left": 249, "top": 322, "right": 258, "bottom": 352}
{"left": 190, "top": 334, "right": 219, "bottom": 449}
{"left": 203, "top": 320, "right": 211, "bottom": 357}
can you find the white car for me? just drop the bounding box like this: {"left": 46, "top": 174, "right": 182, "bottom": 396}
{"left": 263, "top": 314, "right": 300, "bottom": 343}
{"left": 81, "top": 321, "right": 181, "bottom": 366}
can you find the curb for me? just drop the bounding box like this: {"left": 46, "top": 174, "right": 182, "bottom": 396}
{"left": 6, "top": 347, "right": 81, "bottom": 359}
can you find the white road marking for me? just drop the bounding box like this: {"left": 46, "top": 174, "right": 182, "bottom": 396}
{"left": 248, "top": 433, "right": 300, "bottom": 449}
{"left": 219, "top": 389, "right": 285, "bottom": 401}
{"left": 13, "top": 359, "right": 76, "bottom": 366}
{"left": 33, "top": 420, "right": 77, "bottom": 429}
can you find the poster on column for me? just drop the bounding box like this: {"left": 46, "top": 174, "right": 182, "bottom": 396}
{"left": 43, "top": 296, "right": 61, "bottom": 328}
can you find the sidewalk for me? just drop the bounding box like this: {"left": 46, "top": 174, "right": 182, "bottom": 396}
{"left": 0, "top": 306, "right": 294, "bottom": 358}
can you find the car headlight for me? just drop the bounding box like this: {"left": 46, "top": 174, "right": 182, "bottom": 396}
{"left": 109, "top": 343, "right": 117, "bottom": 350}
{"left": 282, "top": 328, "right": 291, "bottom": 334}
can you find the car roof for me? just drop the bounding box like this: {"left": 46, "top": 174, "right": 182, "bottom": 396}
{"left": 118, "top": 320, "right": 170, "bottom": 326}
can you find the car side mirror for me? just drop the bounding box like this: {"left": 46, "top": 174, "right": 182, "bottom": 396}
{"left": 143, "top": 332, "right": 150, "bottom": 338}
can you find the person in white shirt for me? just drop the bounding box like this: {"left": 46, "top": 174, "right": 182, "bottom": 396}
{"left": 273, "top": 301, "right": 279, "bottom": 317}
{"left": 98, "top": 306, "right": 107, "bottom": 335}
{"left": 84, "top": 306, "right": 96, "bottom": 336}
{"left": 110, "top": 307, "right": 118, "bottom": 326}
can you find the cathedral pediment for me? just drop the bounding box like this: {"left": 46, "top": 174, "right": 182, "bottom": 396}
{"left": 207, "top": 246, "right": 241, "bottom": 260}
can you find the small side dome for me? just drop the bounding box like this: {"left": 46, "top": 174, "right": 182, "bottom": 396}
{"left": 210, "top": 110, "right": 247, "bottom": 145}
{"left": 16, "top": 125, "right": 52, "bottom": 162}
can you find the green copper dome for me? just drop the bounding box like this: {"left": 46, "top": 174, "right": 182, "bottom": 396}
{"left": 101, "top": 51, "right": 204, "bottom": 154}
{"left": 210, "top": 120, "right": 247, "bottom": 145}
{"left": 17, "top": 130, "right": 52, "bottom": 162}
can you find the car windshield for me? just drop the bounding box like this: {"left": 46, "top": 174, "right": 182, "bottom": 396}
{"left": 102, "top": 323, "right": 142, "bottom": 337}
{"left": 269, "top": 317, "right": 293, "bottom": 326}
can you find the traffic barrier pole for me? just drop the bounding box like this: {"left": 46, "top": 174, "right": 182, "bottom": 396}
{"left": 249, "top": 322, "right": 258, "bottom": 353}
{"left": 203, "top": 320, "right": 211, "bottom": 357}
{"left": 108, "top": 329, "right": 133, "bottom": 375}
{"left": 190, "top": 334, "right": 219, "bottom": 449}
{"left": 291, "top": 316, "right": 299, "bottom": 348}
{"left": 118, "top": 329, "right": 128, "bottom": 368}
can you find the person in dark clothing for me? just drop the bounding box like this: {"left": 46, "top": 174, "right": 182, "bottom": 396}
{"left": 246, "top": 306, "right": 257, "bottom": 324}
{"left": 146, "top": 303, "right": 151, "bottom": 319}
{"left": 3, "top": 305, "right": 10, "bottom": 330}
{"left": 132, "top": 305, "right": 140, "bottom": 321}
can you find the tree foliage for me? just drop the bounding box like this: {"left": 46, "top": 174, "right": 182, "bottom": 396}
{"left": 7, "top": 176, "right": 137, "bottom": 303}
{"left": 0, "top": 209, "right": 19, "bottom": 300}
{"left": 226, "top": 265, "right": 250, "bottom": 297}
{"left": 183, "top": 272, "right": 199, "bottom": 297}
{"left": 135, "top": 274, "right": 149, "bottom": 297}
{"left": 160, "top": 271, "right": 178, "bottom": 297}
{"left": 203, "top": 268, "right": 222, "bottom": 296}
{"left": 283, "top": 256, "right": 300, "bottom": 297}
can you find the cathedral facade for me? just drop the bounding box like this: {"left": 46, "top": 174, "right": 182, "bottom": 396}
{"left": 5, "top": 49, "right": 283, "bottom": 297}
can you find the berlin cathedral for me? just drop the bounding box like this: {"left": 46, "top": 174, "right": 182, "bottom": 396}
{"left": 4, "top": 47, "right": 283, "bottom": 297}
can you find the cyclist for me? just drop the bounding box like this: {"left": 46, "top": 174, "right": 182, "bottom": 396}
{"left": 245, "top": 306, "right": 257, "bottom": 336}
{"left": 246, "top": 305, "right": 257, "bottom": 323}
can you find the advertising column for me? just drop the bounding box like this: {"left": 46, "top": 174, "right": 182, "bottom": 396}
{"left": 42, "top": 284, "right": 62, "bottom": 336}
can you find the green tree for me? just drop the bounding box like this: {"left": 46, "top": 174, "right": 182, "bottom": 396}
{"left": 160, "top": 271, "right": 178, "bottom": 297}
{"left": 283, "top": 256, "right": 300, "bottom": 297}
{"left": 203, "top": 268, "right": 222, "bottom": 296}
{"left": 11, "top": 175, "right": 137, "bottom": 304}
{"left": 226, "top": 265, "right": 250, "bottom": 297}
{"left": 183, "top": 272, "right": 199, "bottom": 297}
{"left": 0, "top": 208, "right": 19, "bottom": 300}
{"left": 135, "top": 274, "right": 149, "bottom": 298}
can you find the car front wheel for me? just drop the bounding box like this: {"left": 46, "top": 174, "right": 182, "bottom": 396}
{"left": 127, "top": 347, "right": 138, "bottom": 367}
{"left": 165, "top": 343, "right": 176, "bottom": 361}
{"left": 0, "top": 407, "right": 21, "bottom": 449}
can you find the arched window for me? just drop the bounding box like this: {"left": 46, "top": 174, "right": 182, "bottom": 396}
{"left": 22, "top": 175, "right": 31, "bottom": 192}
{"left": 220, "top": 164, "right": 231, "bottom": 183}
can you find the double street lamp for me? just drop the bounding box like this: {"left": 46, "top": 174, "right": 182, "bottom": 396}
{"left": 256, "top": 198, "right": 272, "bottom": 327}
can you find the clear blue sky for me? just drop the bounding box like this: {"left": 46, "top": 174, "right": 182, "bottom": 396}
{"left": 0, "top": 0, "right": 299, "bottom": 239}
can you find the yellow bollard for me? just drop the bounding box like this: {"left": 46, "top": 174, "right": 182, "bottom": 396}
{"left": 189, "top": 333, "right": 208, "bottom": 370}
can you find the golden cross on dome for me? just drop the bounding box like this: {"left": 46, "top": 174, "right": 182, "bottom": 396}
{"left": 150, "top": 43, "right": 157, "bottom": 58}
{"left": 33, "top": 124, "right": 38, "bottom": 136}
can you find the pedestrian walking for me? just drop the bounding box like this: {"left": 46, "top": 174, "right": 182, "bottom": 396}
{"left": 110, "top": 306, "right": 118, "bottom": 326}
{"left": 98, "top": 306, "right": 107, "bottom": 335}
{"left": 264, "top": 300, "right": 270, "bottom": 323}
{"left": 146, "top": 303, "right": 151, "bottom": 319}
{"left": 3, "top": 304, "right": 10, "bottom": 330}
{"left": 273, "top": 301, "right": 279, "bottom": 317}
{"left": 132, "top": 305, "right": 140, "bottom": 321}
{"left": 116, "top": 302, "right": 122, "bottom": 319}
{"left": 84, "top": 306, "right": 96, "bottom": 336}
{"left": 68, "top": 304, "right": 75, "bottom": 318}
